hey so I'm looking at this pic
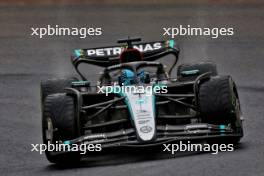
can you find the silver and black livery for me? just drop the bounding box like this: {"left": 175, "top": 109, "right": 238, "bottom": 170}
{"left": 41, "top": 37, "right": 244, "bottom": 164}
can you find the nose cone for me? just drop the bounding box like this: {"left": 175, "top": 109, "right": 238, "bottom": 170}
{"left": 123, "top": 87, "right": 156, "bottom": 142}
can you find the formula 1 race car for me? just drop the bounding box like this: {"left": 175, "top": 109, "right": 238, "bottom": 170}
{"left": 41, "top": 37, "right": 243, "bottom": 164}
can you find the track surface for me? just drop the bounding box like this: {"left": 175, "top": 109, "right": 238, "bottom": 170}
{"left": 0, "top": 2, "right": 264, "bottom": 176}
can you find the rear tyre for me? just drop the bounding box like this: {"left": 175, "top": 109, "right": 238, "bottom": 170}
{"left": 198, "top": 76, "right": 243, "bottom": 144}
{"left": 177, "top": 61, "right": 217, "bottom": 81}
{"left": 40, "top": 77, "right": 78, "bottom": 104}
{"left": 42, "top": 93, "right": 81, "bottom": 164}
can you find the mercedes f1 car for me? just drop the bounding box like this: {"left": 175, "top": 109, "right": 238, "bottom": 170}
{"left": 41, "top": 37, "right": 243, "bottom": 164}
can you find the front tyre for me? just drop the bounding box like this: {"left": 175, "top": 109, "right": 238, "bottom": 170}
{"left": 42, "top": 93, "right": 81, "bottom": 164}
{"left": 198, "top": 76, "right": 243, "bottom": 144}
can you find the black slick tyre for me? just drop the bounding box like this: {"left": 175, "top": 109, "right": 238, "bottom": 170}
{"left": 40, "top": 77, "right": 78, "bottom": 104}
{"left": 198, "top": 76, "right": 243, "bottom": 144}
{"left": 42, "top": 93, "right": 81, "bottom": 164}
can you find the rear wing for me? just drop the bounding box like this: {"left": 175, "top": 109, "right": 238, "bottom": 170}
{"left": 71, "top": 40, "right": 179, "bottom": 79}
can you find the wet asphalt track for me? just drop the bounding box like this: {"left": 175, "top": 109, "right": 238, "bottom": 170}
{"left": 0, "top": 2, "right": 264, "bottom": 176}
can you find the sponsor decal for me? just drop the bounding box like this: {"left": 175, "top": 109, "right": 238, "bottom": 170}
{"left": 136, "top": 97, "right": 148, "bottom": 105}
{"left": 138, "top": 119, "right": 150, "bottom": 124}
{"left": 140, "top": 126, "right": 153, "bottom": 133}
{"left": 86, "top": 42, "right": 162, "bottom": 57}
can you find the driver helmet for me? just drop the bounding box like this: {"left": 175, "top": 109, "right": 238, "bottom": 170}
{"left": 121, "top": 69, "right": 135, "bottom": 85}
{"left": 120, "top": 69, "right": 146, "bottom": 85}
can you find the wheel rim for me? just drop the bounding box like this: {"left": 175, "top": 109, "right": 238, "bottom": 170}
{"left": 45, "top": 117, "right": 54, "bottom": 143}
